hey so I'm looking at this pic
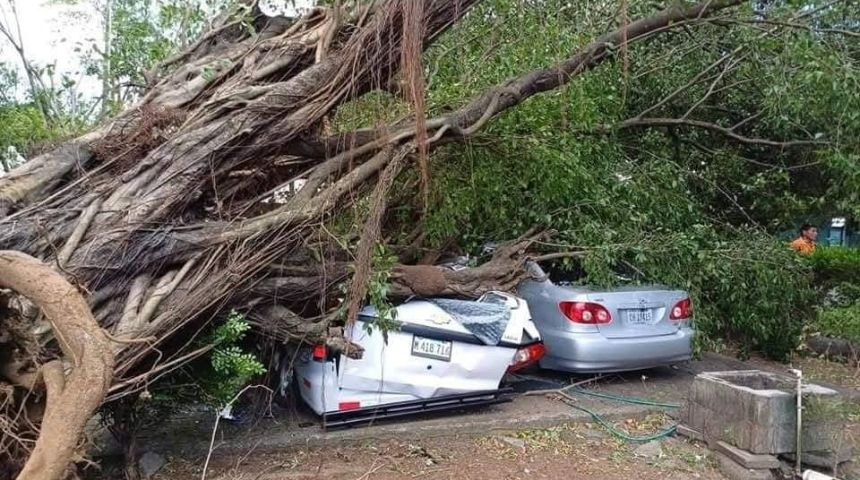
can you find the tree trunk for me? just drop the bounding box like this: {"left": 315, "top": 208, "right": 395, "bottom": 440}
{"left": 0, "top": 0, "right": 53, "bottom": 125}
{"left": 100, "top": 0, "right": 114, "bottom": 119}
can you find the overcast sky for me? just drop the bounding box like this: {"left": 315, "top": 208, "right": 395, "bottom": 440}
{"left": 0, "top": 1, "right": 101, "bottom": 97}
{"left": 1, "top": 0, "right": 314, "bottom": 100}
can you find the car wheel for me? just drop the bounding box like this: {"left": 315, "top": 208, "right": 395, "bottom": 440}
{"left": 272, "top": 347, "right": 298, "bottom": 408}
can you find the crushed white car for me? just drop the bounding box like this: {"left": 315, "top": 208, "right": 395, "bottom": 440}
{"left": 278, "top": 291, "right": 544, "bottom": 428}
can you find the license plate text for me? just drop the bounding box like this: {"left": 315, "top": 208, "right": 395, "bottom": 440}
{"left": 411, "top": 336, "right": 452, "bottom": 362}
{"left": 624, "top": 309, "right": 653, "bottom": 325}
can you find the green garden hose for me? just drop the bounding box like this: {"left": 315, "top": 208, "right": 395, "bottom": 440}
{"left": 561, "top": 386, "right": 680, "bottom": 442}
{"left": 564, "top": 386, "right": 682, "bottom": 409}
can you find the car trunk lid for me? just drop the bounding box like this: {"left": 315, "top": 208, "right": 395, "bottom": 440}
{"left": 586, "top": 287, "right": 686, "bottom": 339}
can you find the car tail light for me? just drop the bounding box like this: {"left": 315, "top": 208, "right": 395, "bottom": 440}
{"left": 670, "top": 298, "right": 693, "bottom": 321}
{"left": 559, "top": 301, "right": 612, "bottom": 324}
{"left": 507, "top": 343, "right": 546, "bottom": 372}
{"left": 312, "top": 344, "right": 327, "bottom": 361}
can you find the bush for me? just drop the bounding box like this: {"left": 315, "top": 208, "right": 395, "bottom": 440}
{"left": 815, "top": 304, "right": 860, "bottom": 343}
{"left": 804, "top": 247, "right": 860, "bottom": 343}
{"left": 807, "top": 247, "right": 860, "bottom": 286}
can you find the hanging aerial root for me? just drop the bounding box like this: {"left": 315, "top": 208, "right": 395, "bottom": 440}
{"left": 344, "top": 146, "right": 411, "bottom": 324}
{"left": 57, "top": 198, "right": 102, "bottom": 267}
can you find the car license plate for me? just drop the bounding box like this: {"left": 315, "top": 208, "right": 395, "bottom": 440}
{"left": 411, "top": 336, "right": 452, "bottom": 362}
{"left": 624, "top": 309, "right": 653, "bottom": 326}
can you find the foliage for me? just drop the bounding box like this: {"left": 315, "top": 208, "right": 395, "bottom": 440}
{"left": 815, "top": 304, "right": 860, "bottom": 344}
{"left": 375, "top": 0, "right": 860, "bottom": 360}
{"left": 807, "top": 247, "right": 860, "bottom": 286}
{"left": 423, "top": 127, "right": 814, "bottom": 358}
{"left": 98, "top": 0, "right": 175, "bottom": 112}
{"left": 96, "top": 309, "right": 265, "bottom": 443}
{"left": 0, "top": 103, "right": 52, "bottom": 167}
{"left": 0, "top": 61, "right": 81, "bottom": 170}
{"left": 96, "top": 0, "right": 241, "bottom": 114}
{"left": 203, "top": 310, "right": 265, "bottom": 405}
{"left": 157, "top": 0, "right": 239, "bottom": 45}
{"left": 807, "top": 248, "right": 860, "bottom": 342}
{"left": 212, "top": 309, "right": 253, "bottom": 343}
{"left": 4, "top": 0, "right": 856, "bottom": 386}
{"left": 814, "top": 305, "right": 860, "bottom": 353}
{"left": 43, "top": 0, "right": 240, "bottom": 117}
{"left": 333, "top": 239, "right": 400, "bottom": 334}
{"left": 0, "top": 62, "right": 17, "bottom": 104}
{"left": 1, "top": 0, "right": 243, "bottom": 166}
{"left": 209, "top": 347, "right": 266, "bottom": 400}
{"left": 363, "top": 244, "right": 400, "bottom": 334}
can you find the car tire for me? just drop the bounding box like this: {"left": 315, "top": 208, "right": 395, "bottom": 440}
{"left": 272, "top": 346, "right": 298, "bottom": 408}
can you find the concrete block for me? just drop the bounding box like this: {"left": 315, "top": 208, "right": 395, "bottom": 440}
{"left": 682, "top": 371, "right": 843, "bottom": 454}
{"left": 714, "top": 452, "right": 774, "bottom": 480}
{"left": 715, "top": 441, "right": 781, "bottom": 469}
{"left": 781, "top": 445, "right": 854, "bottom": 468}
{"left": 676, "top": 424, "right": 704, "bottom": 442}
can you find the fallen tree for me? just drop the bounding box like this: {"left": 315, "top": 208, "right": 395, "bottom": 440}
{"left": 0, "top": 0, "right": 750, "bottom": 476}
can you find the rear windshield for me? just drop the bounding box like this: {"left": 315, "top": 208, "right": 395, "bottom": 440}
{"left": 543, "top": 262, "right": 587, "bottom": 285}
{"left": 541, "top": 260, "right": 639, "bottom": 286}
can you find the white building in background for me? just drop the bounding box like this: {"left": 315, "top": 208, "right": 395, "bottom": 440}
{"left": 0, "top": 146, "right": 26, "bottom": 176}
{"left": 265, "top": 178, "right": 307, "bottom": 204}
{"left": 259, "top": 0, "right": 316, "bottom": 18}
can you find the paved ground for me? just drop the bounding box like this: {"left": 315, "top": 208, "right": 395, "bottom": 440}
{"left": 157, "top": 425, "right": 726, "bottom": 480}
{"left": 131, "top": 352, "right": 858, "bottom": 454}
{"left": 91, "top": 352, "right": 860, "bottom": 479}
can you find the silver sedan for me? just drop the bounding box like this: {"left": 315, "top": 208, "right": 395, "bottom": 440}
{"left": 518, "top": 263, "right": 693, "bottom": 373}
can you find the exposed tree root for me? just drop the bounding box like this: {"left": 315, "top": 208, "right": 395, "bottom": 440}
{"left": 0, "top": 251, "right": 114, "bottom": 480}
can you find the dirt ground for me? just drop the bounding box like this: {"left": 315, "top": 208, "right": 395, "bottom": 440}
{"left": 95, "top": 352, "right": 860, "bottom": 480}
{"left": 746, "top": 350, "right": 860, "bottom": 392}
{"left": 156, "top": 423, "right": 726, "bottom": 480}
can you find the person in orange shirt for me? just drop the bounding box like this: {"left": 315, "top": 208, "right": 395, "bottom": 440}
{"left": 790, "top": 223, "right": 817, "bottom": 254}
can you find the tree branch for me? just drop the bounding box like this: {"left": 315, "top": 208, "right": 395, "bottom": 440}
{"left": 726, "top": 18, "right": 860, "bottom": 38}
{"left": 681, "top": 56, "right": 742, "bottom": 119}
{"left": 530, "top": 251, "right": 587, "bottom": 263}
{"left": 609, "top": 117, "right": 828, "bottom": 148}
{"left": 424, "top": 0, "right": 746, "bottom": 145}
